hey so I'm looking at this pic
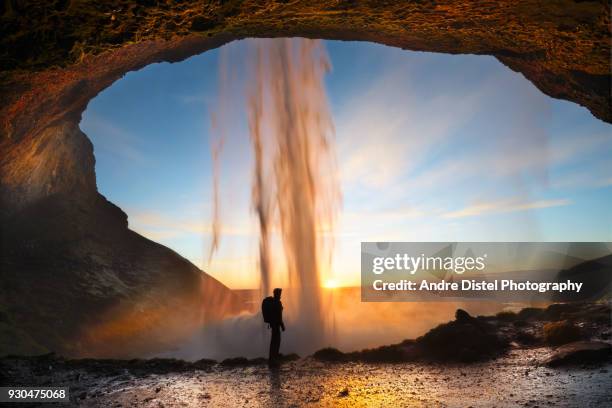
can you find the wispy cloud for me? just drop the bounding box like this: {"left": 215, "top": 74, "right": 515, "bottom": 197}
{"left": 551, "top": 170, "right": 612, "bottom": 190}
{"left": 442, "top": 198, "right": 571, "bottom": 219}
{"left": 81, "top": 114, "right": 148, "bottom": 164}
{"left": 128, "top": 209, "right": 254, "bottom": 240}
{"left": 335, "top": 66, "right": 488, "bottom": 191}
{"left": 382, "top": 123, "right": 611, "bottom": 202}
{"left": 175, "top": 93, "right": 213, "bottom": 105}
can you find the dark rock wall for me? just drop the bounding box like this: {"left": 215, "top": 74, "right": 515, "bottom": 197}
{"left": 0, "top": 117, "right": 241, "bottom": 357}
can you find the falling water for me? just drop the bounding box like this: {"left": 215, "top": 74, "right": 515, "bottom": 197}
{"left": 247, "top": 38, "right": 341, "bottom": 345}
{"left": 207, "top": 49, "right": 231, "bottom": 264}
{"left": 206, "top": 38, "right": 340, "bottom": 353}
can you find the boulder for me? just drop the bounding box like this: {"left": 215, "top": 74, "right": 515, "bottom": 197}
{"left": 543, "top": 320, "right": 582, "bottom": 346}
{"left": 545, "top": 341, "right": 612, "bottom": 367}
{"left": 313, "top": 347, "right": 346, "bottom": 362}
{"left": 455, "top": 309, "right": 473, "bottom": 323}
{"left": 416, "top": 309, "right": 509, "bottom": 362}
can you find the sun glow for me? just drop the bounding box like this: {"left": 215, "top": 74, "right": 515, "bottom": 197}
{"left": 323, "top": 278, "right": 339, "bottom": 289}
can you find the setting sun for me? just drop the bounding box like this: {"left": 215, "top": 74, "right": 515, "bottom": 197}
{"left": 323, "top": 278, "right": 339, "bottom": 289}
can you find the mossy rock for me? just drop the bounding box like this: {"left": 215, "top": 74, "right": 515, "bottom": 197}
{"left": 417, "top": 313, "right": 509, "bottom": 362}
{"left": 543, "top": 320, "right": 582, "bottom": 346}
{"left": 496, "top": 311, "right": 518, "bottom": 322}
{"left": 313, "top": 347, "right": 347, "bottom": 362}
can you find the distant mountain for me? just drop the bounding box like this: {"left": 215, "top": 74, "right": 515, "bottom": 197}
{"left": 552, "top": 254, "right": 612, "bottom": 302}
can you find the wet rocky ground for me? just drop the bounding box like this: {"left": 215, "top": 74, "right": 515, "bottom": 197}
{"left": 1, "top": 302, "right": 611, "bottom": 407}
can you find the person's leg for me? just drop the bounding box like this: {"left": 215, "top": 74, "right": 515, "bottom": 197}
{"left": 268, "top": 326, "right": 274, "bottom": 363}
{"left": 273, "top": 326, "right": 281, "bottom": 359}
{"left": 269, "top": 325, "right": 280, "bottom": 366}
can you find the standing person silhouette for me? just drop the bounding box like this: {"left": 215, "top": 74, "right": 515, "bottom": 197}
{"left": 268, "top": 288, "right": 285, "bottom": 368}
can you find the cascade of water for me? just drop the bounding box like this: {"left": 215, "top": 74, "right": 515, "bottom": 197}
{"left": 208, "top": 38, "right": 340, "bottom": 349}
{"left": 247, "top": 38, "right": 341, "bottom": 343}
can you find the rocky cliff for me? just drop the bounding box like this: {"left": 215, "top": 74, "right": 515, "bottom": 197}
{"left": 0, "top": 119, "right": 241, "bottom": 357}
{"left": 0, "top": 0, "right": 609, "bottom": 357}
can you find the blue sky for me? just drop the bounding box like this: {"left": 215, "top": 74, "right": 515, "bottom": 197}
{"left": 81, "top": 39, "right": 612, "bottom": 289}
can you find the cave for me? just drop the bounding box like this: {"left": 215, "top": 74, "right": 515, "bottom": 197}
{"left": 1, "top": 1, "right": 610, "bottom": 357}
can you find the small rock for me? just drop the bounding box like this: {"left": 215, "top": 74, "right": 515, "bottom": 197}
{"left": 455, "top": 309, "right": 472, "bottom": 322}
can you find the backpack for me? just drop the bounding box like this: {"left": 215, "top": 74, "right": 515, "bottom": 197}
{"left": 261, "top": 296, "right": 275, "bottom": 324}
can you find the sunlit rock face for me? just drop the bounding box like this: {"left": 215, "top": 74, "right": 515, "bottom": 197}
{"left": 0, "top": 0, "right": 609, "bottom": 357}
{"left": 0, "top": 121, "right": 96, "bottom": 211}
{"left": 1, "top": 0, "right": 610, "bottom": 127}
